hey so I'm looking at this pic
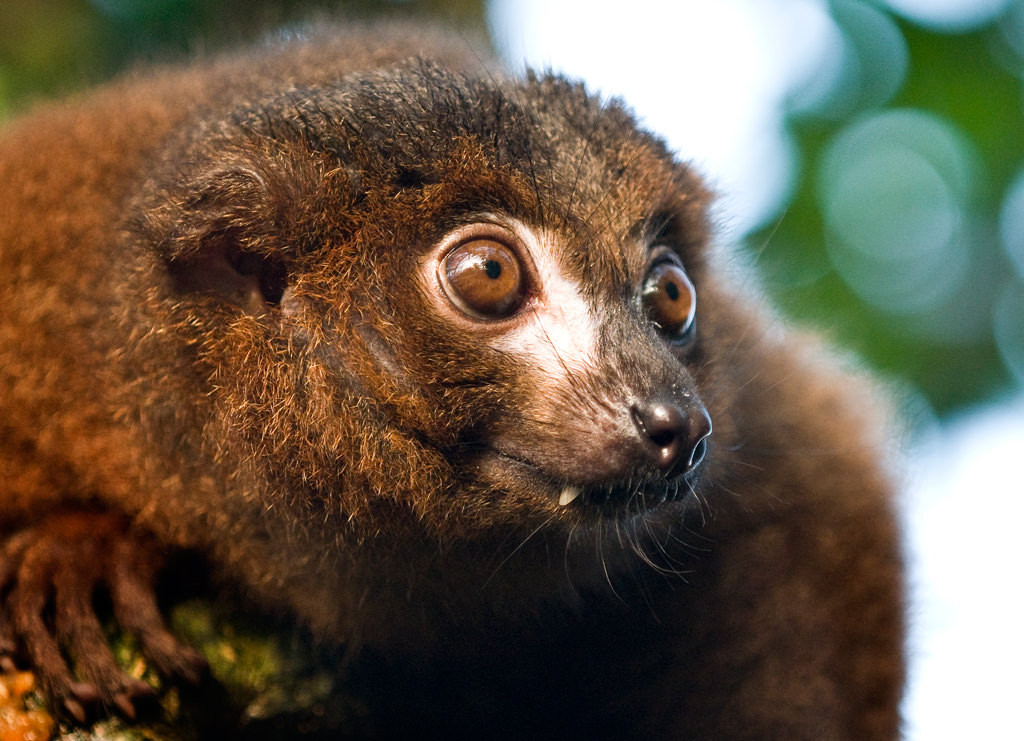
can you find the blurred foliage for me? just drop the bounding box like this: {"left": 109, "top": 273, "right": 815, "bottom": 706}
{"left": 0, "top": 0, "right": 486, "bottom": 112}
{"left": 754, "top": 0, "right": 1024, "bottom": 415}
{"left": 1, "top": 0, "right": 1021, "bottom": 418}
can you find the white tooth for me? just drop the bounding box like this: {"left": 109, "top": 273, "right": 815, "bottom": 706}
{"left": 559, "top": 485, "right": 582, "bottom": 506}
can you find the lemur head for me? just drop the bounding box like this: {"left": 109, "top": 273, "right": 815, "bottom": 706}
{"left": 142, "top": 61, "right": 723, "bottom": 540}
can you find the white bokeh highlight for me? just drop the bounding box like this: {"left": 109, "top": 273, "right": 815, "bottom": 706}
{"left": 904, "top": 397, "right": 1024, "bottom": 741}
{"left": 487, "top": 0, "right": 837, "bottom": 236}
{"left": 882, "top": 0, "right": 1014, "bottom": 31}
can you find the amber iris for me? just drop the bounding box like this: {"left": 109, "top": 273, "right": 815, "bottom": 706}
{"left": 642, "top": 261, "right": 696, "bottom": 339}
{"left": 441, "top": 239, "right": 525, "bottom": 318}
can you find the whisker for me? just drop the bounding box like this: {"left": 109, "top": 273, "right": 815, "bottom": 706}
{"left": 483, "top": 512, "right": 558, "bottom": 587}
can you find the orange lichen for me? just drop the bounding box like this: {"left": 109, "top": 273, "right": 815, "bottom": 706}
{"left": 0, "top": 671, "right": 55, "bottom": 741}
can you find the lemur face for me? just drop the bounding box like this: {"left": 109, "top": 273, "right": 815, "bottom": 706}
{"left": 148, "top": 64, "right": 718, "bottom": 533}
{"left": 419, "top": 214, "right": 711, "bottom": 517}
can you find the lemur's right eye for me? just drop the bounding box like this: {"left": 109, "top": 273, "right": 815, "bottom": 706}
{"left": 642, "top": 260, "right": 696, "bottom": 342}
{"left": 440, "top": 239, "right": 526, "bottom": 319}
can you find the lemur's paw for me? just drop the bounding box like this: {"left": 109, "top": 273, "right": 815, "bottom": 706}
{"left": 0, "top": 511, "right": 207, "bottom": 721}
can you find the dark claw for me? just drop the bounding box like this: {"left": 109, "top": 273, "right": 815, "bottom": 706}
{"left": 68, "top": 681, "right": 101, "bottom": 705}
{"left": 113, "top": 692, "right": 137, "bottom": 720}
{"left": 64, "top": 696, "right": 88, "bottom": 724}
{"left": 63, "top": 681, "right": 102, "bottom": 723}
{"left": 177, "top": 648, "right": 210, "bottom": 685}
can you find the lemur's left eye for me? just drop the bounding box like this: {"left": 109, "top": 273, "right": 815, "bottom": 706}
{"left": 440, "top": 239, "right": 525, "bottom": 319}
{"left": 642, "top": 261, "right": 696, "bottom": 341}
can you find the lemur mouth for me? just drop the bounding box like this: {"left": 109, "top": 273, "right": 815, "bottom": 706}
{"left": 557, "top": 474, "right": 700, "bottom": 511}
{"left": 487, "top": 446, "right": 707, "bottom": 513}
{"left": 478, "top": 397, "right": 712, "bottom": 514}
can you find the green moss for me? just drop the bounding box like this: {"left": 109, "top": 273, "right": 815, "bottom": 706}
{"left": 50, "top": 598, "right": 374, "bottom": 740}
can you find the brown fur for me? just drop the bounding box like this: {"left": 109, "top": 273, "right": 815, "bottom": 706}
{"left": 0, "top": 23, "right": 903, "bottom": 738}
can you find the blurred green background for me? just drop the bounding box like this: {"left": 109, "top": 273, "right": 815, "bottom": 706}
{"left": 2, "top": 0, "right": 1022, "bottom": 419}
{"left": 758, "top": 1, "right": 1024, "bottom": 416}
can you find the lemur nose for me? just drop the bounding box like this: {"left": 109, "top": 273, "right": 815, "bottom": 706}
{"left": 631, "top": 400, "right": 712, "bottom": 477}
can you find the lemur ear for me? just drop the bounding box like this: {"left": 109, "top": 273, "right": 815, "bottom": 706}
{"left": 145, "top": 145, "right": 318, "bottom": 314}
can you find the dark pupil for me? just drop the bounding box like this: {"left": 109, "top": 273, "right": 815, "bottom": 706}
{"left": 484, "top": 259, "right": 502, "bottom": 279}
{"left": 665, "top": 280, "right": 680, "bottom": 301}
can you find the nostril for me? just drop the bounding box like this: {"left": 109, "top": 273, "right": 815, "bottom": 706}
{"left": 631, "top": 402, "right": 686, "bottom": 471}
{"left": 631, "top": 400, "right": 712, "bottom": 476}
{"left": 648, "top": 428, "right": 677, "bottom": 449}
